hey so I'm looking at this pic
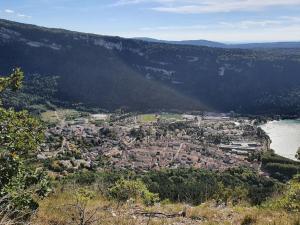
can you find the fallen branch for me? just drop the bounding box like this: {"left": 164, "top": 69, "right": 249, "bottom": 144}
{"left": 134, "top": 210, "right": 186, "bottom": 218}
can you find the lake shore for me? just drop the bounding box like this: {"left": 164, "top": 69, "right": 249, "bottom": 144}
{"left": 260, "top": 119, "right": 300, "bottom": 160}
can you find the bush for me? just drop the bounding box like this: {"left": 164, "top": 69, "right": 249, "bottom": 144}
{"left": 142, "top": 168, "right": 219, "bottom": 205}
{"left": 70, "top": 171, "right": 98, "bottom": 185}
{"left": 264, "top": 163, "right": 299, "bottom": 178}
{"left": 108, "top": 179, "right": 159, "bottom": 206}
{"left": 265, "top": 175, "right": 300, "bottom": 212}
{"left": 262, "top": 152, "right": 300, "bottom": 181}
{"left": 141, "top": 167, "right": 280, "bottom": 206}
{"left": 241, "top": 215, "right": 257, "bottom": 225}
{"left": 0, "top": 154, "right": 51, "bottom": 211}
{"left": 61, "top": 168, "right": 281, "bottom": 207}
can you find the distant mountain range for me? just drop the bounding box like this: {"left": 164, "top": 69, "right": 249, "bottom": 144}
{"left": 135, "top": 37, "right": 300, "bottom": 49}
{"left": 0, "top": 19, "right": 300, "bottom": 115}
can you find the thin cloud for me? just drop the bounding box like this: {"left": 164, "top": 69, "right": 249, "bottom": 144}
{"left": 218, "top": 16, "right": 300, "bottom": 29}
{"left": 109, "top": 0, "right": 149, "bottom": 7}
{"left": 130, "top": 24, "right": 300, "bottom": 42}
{"left": 153, "top": 1, "right": 300, "bottom": 13}
{"left": 140, "top": 17, "right": 299, "bottom": 32}
{"left": 4, "top": 9, "right": 15, "bottom": 14}
{"left": 17, "top": 13, "right": 31, "bottom": 18}
{"left": 112, "top": 0, "right": 300, "bottom": 13}
{"left": 111, "top": 0, "right": 176, "bottom": 6}
{"left": 2, "top": 9, "right": 31, "bottom": 18}
{"left": 219, "top": 20, "right": 283, "bottom": 29}
{"left": 134, "top": 16, "right": 300, "bottom": 41}
{"left": 140, "top": 24, "right": 208, "bottom": 31}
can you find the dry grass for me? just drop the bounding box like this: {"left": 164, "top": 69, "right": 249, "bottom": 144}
{"left": 31, "top": 189, "right": 299, "bottom": 225}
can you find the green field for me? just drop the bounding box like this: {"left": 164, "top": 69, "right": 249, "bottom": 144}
{"left": 41, "top": 109, "right": 81, "bottom": 123}
{"left": 160, "top": 113, "right": 183, "bottom": 121}
{"left": 138, "top": 113, "right": 183, "bottom": 123}
{"left": 139, "top": 114, "right": 157, "bottom": 123}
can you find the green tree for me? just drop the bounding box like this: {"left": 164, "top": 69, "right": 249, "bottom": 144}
{"left": 0, "top": 69, "right": 51, "bottom": 214}
{"left": 296, "top": 147, "right": 300, "bottom": 160}
{"left": 108, "top": 179, "right": 159, "bottom": 206}
{"left": 0, "top": 108, "right": 44, "bottom": 156}
{"left": 63, "top": 188, "right": 102, "bottom": 225}
{"left": 265, "top": 174, "right": 300, "bottom": 212}
{"left": 0, "top": 68, "right": 24, "bottom": 94}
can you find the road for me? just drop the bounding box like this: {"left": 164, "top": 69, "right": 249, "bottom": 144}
{"left": 54, "top": 111, "right": 68, "bottom": 153}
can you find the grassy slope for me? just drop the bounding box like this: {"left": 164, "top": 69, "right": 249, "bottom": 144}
{"left": 33, "top": 189, "right": 299, "bottom": 225}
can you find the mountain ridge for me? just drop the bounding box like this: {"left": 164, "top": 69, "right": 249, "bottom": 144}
{"left": 135, "top": 37, "right": 300, "bottom": 49}
{"left": 0, "top": 19, "right": 300, "bottom": 115}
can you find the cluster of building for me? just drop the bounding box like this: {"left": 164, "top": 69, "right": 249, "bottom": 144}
{"left": 39, "top": 112, "right": 269, "bottom": 174}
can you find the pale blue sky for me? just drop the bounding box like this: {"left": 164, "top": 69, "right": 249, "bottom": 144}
{"left": 0, "top": 0, "right": 300, "bottom": 42}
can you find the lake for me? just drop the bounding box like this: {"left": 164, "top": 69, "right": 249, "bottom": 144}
{"left": 260, "top": 119, "right": 300, "bottom": 160}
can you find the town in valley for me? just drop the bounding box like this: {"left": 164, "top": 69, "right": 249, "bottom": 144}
{"left": 39, "top": 110, "right": 270, "bottom": 175}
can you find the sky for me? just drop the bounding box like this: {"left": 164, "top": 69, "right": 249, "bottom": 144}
{"left": 0, "top": 0, "right": 300, "bottom": 43}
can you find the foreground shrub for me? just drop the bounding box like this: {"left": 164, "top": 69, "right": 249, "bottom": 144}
{"left": 0, "top": 195, "right": 32, "bottom": 225}
{"left": 57, "top": 188, "right": 102, "bottom": 225}
{"left": 108, "top": 179, "right": 159, "bottom": 206}
{"left": 265, "top": 175, "right": 300, "bottom": 212}
{"left": 0, "top": 153, "right": 51, "bottom": 212}
{"left": 0, "top": 69, "right": 51, "bottom": 218}
{"left": 241, "top": 215, "right": 257, "bottom": 225}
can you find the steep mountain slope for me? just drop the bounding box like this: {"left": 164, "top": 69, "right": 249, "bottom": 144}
{"left": 0, "top": 19, "right": 300, "bottom": 114}
{"left": 0, "top": 20, "right": 202, "bottom": 111}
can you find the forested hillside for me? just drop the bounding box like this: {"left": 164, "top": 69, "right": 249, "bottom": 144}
{"left": 1, "top": 19, "right": 300, "bottom": 114}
